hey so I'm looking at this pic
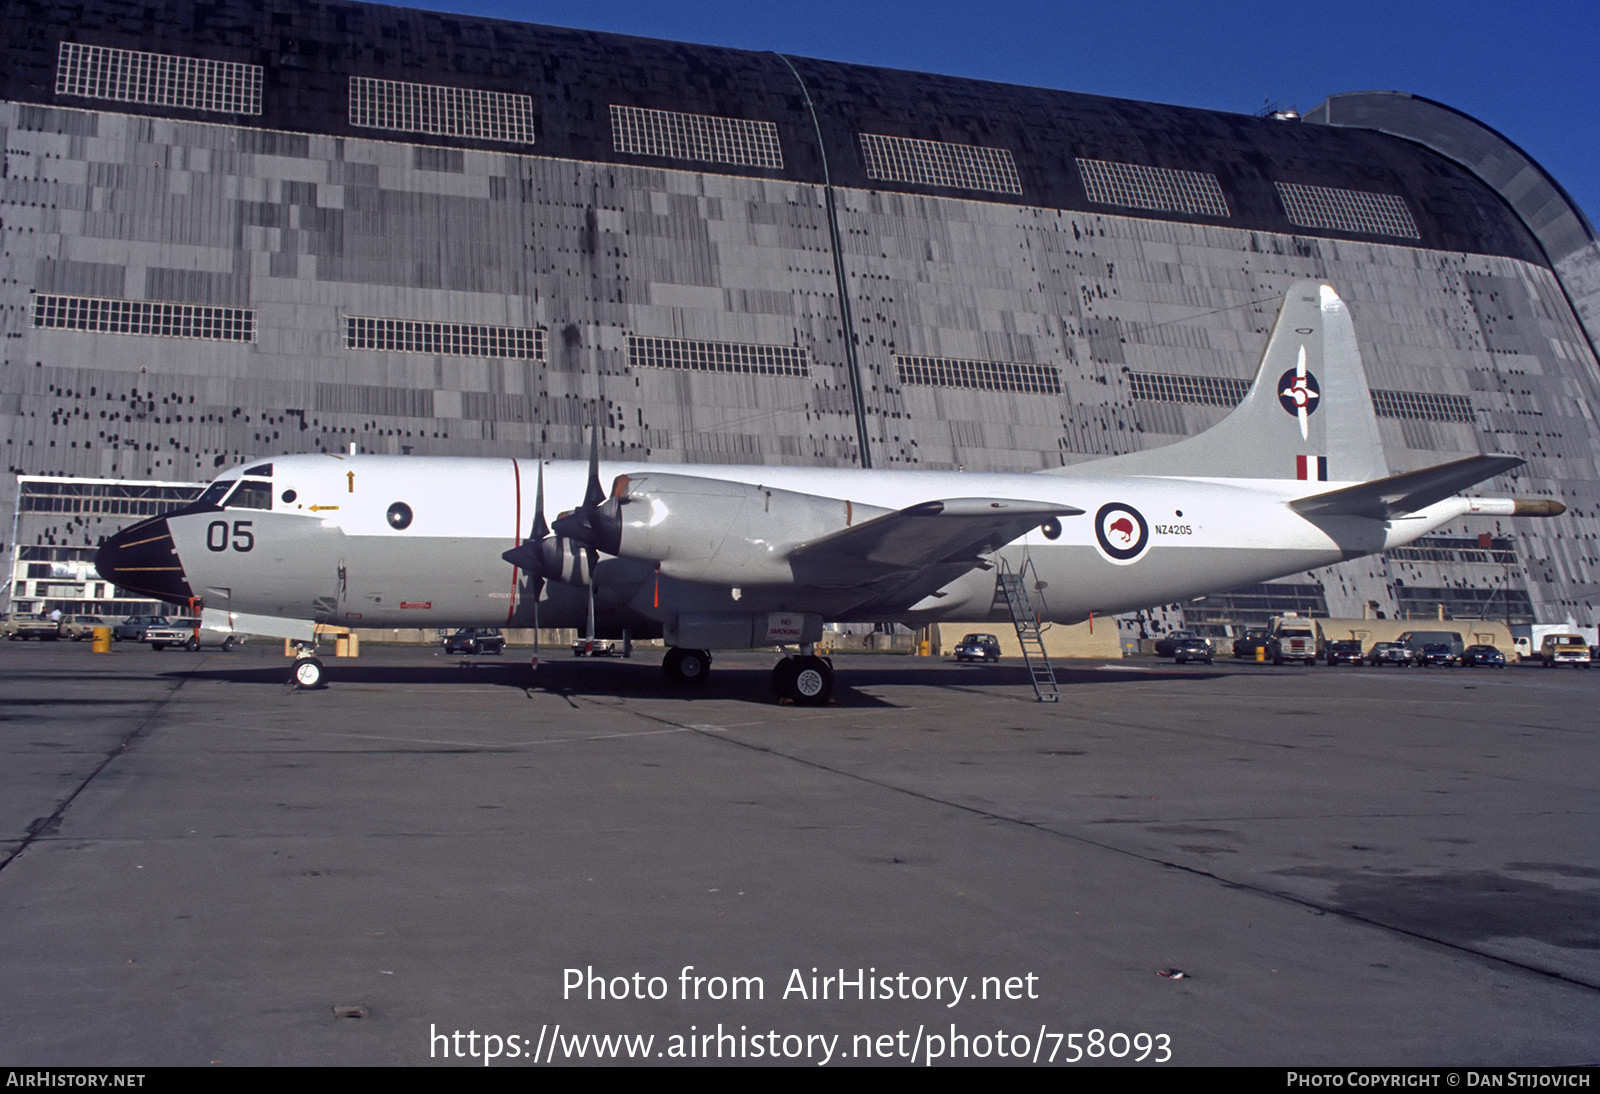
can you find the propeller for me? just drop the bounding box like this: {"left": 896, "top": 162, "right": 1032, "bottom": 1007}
{"left": 500, "top": 460, "right": 564, "bottom": 586}
{"left": 550, "top": 425, "right": 623, "bottom": 556}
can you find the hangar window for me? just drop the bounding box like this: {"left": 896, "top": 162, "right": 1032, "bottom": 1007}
{"left": 627, "top": 336, "right": 810, "bottom": 377}
{"left": 55, "top": 42, "right": 262, "bottom": 115}
{"left": 31, "top": 293, "right": 256, "bottom": 343}
{"left": 895, "top": 354, "right": 1061, "bottom": 395}
{"left": 858, "top": 134, "right": 1022, "bottom": 196}
{"left": 610, "top": 105, "right": 783, "bottom": 170}
{"left": 1370, "top": 389, "right": 1474, "bottom": 423}
{"left": 348, "top": 77, "right": 536, "bottom": 145}
{"left": 1127, "top": 371, "right": 1249, "bottom": 407}
{"left": 345, "top": 316, "right": 545, "bottom": 360}
{"left": 1077, "top": 159, "right": 1230, "bottom": 219}
{"left": 1275, "top": 182, "right": 1419, "bottom": 239}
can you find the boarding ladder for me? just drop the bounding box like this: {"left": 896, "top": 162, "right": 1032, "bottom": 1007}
{"left": 994, "top": 557, "right": 1060, "bottom": 702}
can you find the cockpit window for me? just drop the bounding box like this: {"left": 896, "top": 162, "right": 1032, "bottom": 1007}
{"left": 225, "top": 480, "right": 273, "bottom": 511}
{"left": 244, "top": 463, "right": 273, "bottom": 476}
{"left": 195, "top": 481, "right": 234, "bottom": 507}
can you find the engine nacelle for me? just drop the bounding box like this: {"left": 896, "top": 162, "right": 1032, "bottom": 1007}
{"left": 612, "top": 473, "right": 889, "bottom": 585}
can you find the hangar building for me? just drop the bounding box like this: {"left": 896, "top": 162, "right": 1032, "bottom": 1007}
{"left": 2, "top": 0, "right": 1598, "bottom": 631}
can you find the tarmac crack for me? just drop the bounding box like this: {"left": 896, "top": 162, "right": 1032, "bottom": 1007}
{"left": 0, "top": 669, "right": 192, "bottom": 878}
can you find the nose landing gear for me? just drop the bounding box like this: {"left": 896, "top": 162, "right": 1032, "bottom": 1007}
{"left": 290, "top": 642, "right": 324, "bottom": 688}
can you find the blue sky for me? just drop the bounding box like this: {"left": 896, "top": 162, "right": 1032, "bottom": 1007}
{"left": 422, "top": 0, "right": 1598, "bottom": 231}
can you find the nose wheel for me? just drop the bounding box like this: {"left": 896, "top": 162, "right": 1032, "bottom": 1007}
{"left": 663, "top": 647, "right": 711, "bottom": 685}
{"left": 772, "top": 655, "right": 833, "bottom": 705}
{"left": 290, "top": 644, "right": 325, "bottom": 689}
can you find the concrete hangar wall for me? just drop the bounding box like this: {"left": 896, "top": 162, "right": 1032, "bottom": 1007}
{"left": 1, "top": 0, "right": 1598, "bottom": 629}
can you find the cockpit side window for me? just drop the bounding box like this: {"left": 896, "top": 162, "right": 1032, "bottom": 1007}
{"left": 243, "top": 463, "right": 273, "bottom": 476}
{"left": 225, "top": 480, "right": 273, "bottom": 510}
{"left": 195, "top": 481, "right": 234, "bottom": 507}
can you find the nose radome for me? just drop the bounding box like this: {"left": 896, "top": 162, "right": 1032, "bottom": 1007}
{"left": 95, "top": 516, "right": 194, "bottom": 604}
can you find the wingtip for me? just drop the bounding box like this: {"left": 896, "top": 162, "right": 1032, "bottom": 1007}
{"left": 1512, "top": 499, "right": 1565, "bottom": 517}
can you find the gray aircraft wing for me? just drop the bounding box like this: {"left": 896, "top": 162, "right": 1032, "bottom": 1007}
{"left": 787, "top": 498, "right": 1080, "bottom": 611}
{"left": 1289, "top": 455, "right": 1523, "bottom": 519}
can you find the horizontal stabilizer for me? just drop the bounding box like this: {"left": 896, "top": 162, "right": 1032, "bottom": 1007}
{"left": 1290, "top": 455, "right": 1523, "bottom": 519}
{"left": 790, "top": 498, "right": 1080, "bottom": 587}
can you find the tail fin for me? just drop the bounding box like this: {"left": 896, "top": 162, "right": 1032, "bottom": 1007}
{"left": 1055, "top": 280, "right": 1389, "bottom": 482}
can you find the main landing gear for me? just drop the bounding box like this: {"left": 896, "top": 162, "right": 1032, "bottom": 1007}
{"left": 772, "top": 654, "right": 834, "bottom": 705}
{"left": 662, "top": 647, "right": 711, "bottom": 685}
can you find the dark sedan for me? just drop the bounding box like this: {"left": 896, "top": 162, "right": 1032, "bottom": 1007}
{"left": 1414, "top": 643, "right": 1456, "bottom": 667}
{"left": 1171, "top": 636, "right": 1214, "bottom": 664}
{"left": 443, "top": 628, "right": 505, "bottom": 655}
{"left": 1324, "top": 640, "right": 1364, "bottom": 666}
{"left": 1232, "top": 630, "right": 1269, "bottom": 659}
{"left": 1459, "top": 644, "right": 1507, "bottom": 667}
{"left": 1153, "top": 630, "right": 1200, "bottom": 658}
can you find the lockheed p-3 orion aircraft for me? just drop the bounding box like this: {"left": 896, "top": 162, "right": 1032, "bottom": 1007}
{"left": 95, "top": 282, "right": 1562, "bottom": 700}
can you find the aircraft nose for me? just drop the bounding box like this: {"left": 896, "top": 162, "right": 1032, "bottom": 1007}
{"left": 95, "top": 515, "right": 195, "bottom": 604}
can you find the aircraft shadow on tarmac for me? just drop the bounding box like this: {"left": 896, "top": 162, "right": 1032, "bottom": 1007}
{"left": 164, "top": 655, "right": 1236, "bottom": 706}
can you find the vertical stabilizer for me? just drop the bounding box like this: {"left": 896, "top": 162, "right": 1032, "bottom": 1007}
{"left": 1053, "top": 281, "right": 1390, "bottom": 482}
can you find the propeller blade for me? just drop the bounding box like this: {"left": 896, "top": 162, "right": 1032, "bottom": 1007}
{"left": 551, "top": 425, "right": 623, "bottom": 555}
{"left": 582, "top": 424, "right": 605, "bottom": 510}
{"left": 532, "top": 459, "right": 550, "bottom": 541}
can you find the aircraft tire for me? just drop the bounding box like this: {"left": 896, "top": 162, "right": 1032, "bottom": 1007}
{"left": 222, "top": 636, "right": 236, "bottom": 652}
{"left": 664, "top": 647, "right": 711, "bottom": 685}
{"left": 786, "top": 656, "right": 833, "bottom": 705}
{"left": 186, "top": 636, "right": 201, "bottom": 652}
{"left": 293, "top": 657, "right": 325, "bottom": 689}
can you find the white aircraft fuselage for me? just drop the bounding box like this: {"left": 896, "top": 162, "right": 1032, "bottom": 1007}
{"left": 104, "top": 451, "right": 1512, "bottom": 638}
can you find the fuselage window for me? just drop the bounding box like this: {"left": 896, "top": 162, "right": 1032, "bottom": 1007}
{"left": 225, "top": 479, "right": 273, "bottom": 510}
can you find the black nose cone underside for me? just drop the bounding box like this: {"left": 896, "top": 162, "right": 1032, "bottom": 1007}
{"left": 95, "top": 516, "right": 194, "bottom": 604}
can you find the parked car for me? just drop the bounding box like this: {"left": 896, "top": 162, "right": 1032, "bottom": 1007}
{"left": 146, "top": 617, "right": 239, "bottom": 651}
{"left": 1459, "top": 644, "right": 1506, "bottom": 667}
{"left": 1170, "top": 636, "right": 1213, "bottom": 664}
{"left": 1413, "top": 642, "right": 1456, "bottom": 667}
{"left": 114, "top": 615, "right": 170, "bottom": 642}
{"left": 953, "top": 633, "right": 1002, "bottom": 662}
{"left": 1367, "top": 642, "right": 1411, "bottom": 667}
{"left": 1153, "top": 629, "right": 1200, "bottom": 658}
{"left": 1231, "top": 630, "right": 1269, "bottom": 659}
{"left": 61, "top": 615, "right": 109, "bottom": 641}
{"left": 6, "top": 613, "right": 62, "bottom": 640}
{"left": 443, "top": 627, "right": 505, "bottom": 655}
{"left": 1324, "top": 640, "right": 1364, "bottom": 666}
{"left": 570, "top": 637, "right": 617, "bottom": 657}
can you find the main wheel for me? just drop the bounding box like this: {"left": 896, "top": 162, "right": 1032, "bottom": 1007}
{"left": 292, "top": 657, "right": 325, "bottom": 688}
{"left": 778, "top": 656, "right": 833, "bottom": 705}
{"left": 186, "top": 635, "right": 200, "bottom": 652}
{"left": 222, "top": 636, "right": 237, "bottom": 652}
{"left": 663, "top": 647, "right": 711, "bottom": 685}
